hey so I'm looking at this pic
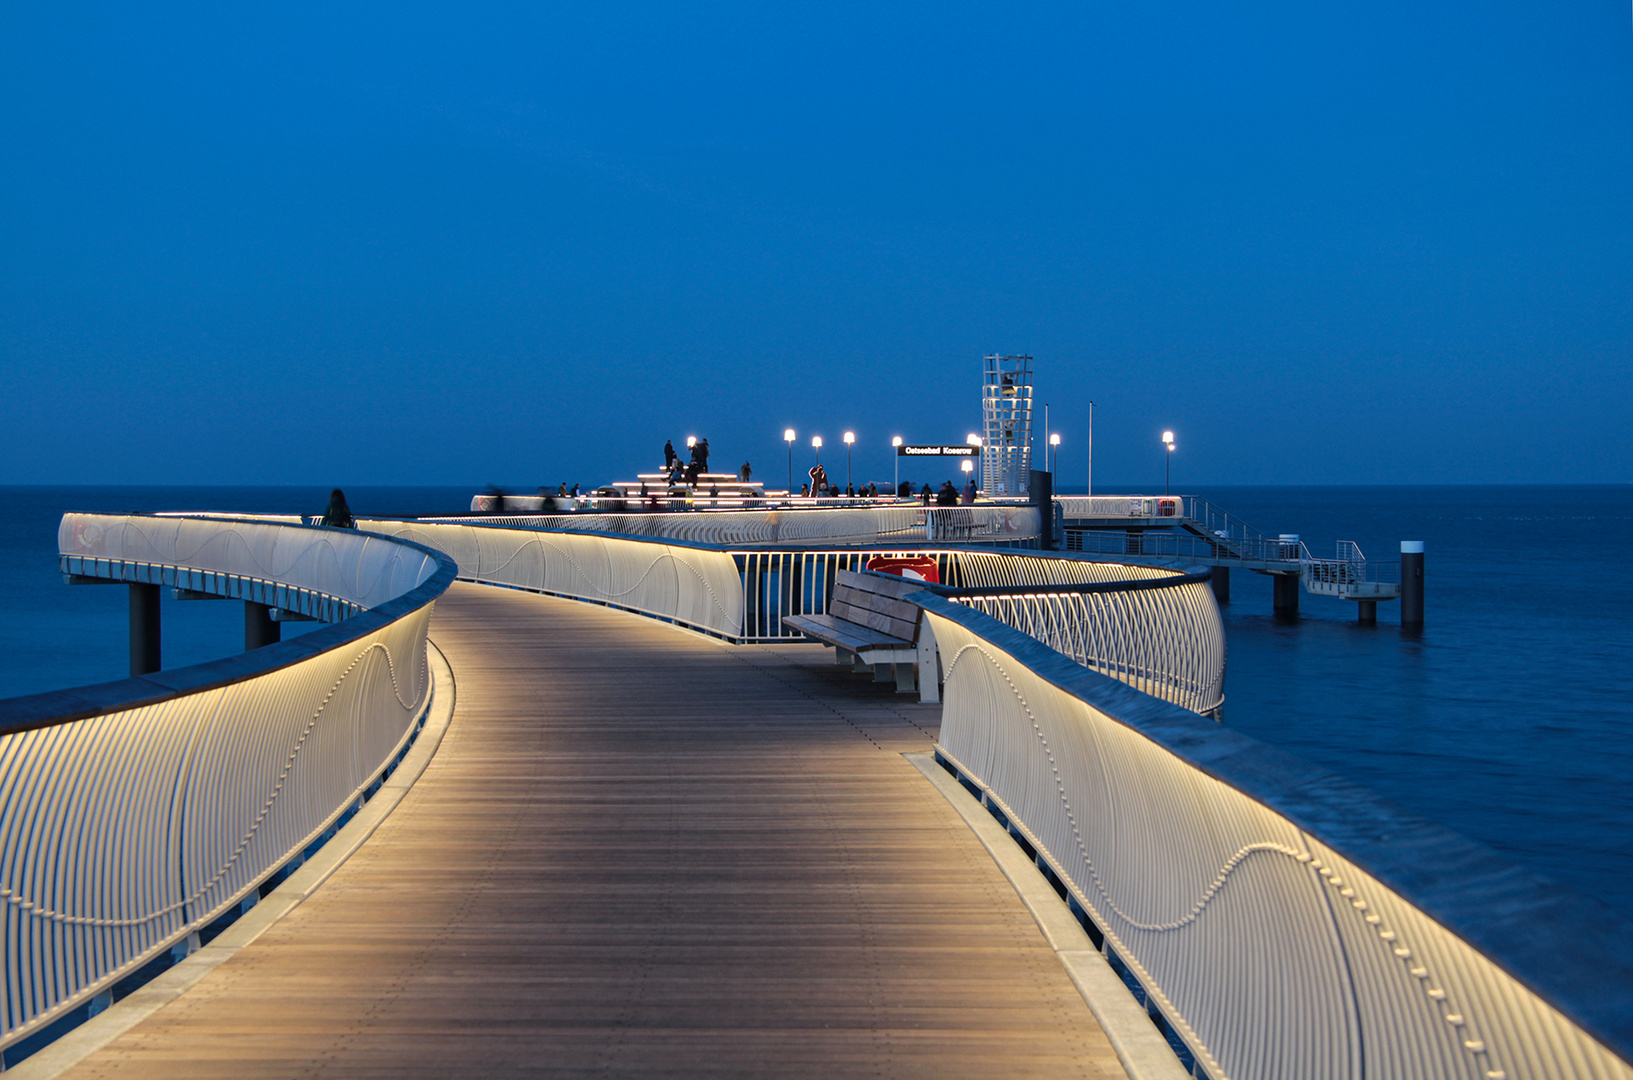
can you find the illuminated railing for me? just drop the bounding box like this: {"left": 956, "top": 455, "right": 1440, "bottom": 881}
{"left": 358, "top": 519, "right": 1223, "bottom": 715}
{"left": 421, "top": 503, "right": 1042, "bottom": 547}
{"left": 935, "top": 573, "right": 1225, "bottom": 716}
{"left": 917, "top": 594, "right": 1633, "bottom": 1080}
{"left": 0, "top": 515, "right": 454, "bottom": 1057}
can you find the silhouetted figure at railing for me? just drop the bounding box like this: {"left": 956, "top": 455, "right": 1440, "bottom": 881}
{"left": 321, "top": 488, "right": 356, "bottom": 528}
{"left": 664, "top": 440, "right": 677, "bottom": 470}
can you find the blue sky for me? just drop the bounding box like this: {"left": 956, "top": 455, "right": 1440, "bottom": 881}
{"left": 2, "top": 2, "right": 1629, "bottom": 489}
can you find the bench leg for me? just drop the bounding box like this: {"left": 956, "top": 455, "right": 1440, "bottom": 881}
{"left": 916, "top": 637, "right": 941, "bottom": 704}
{"left": 872, "top": 663, "right": 892, "bottom": 684}
{"left": 894, "top": 662, "right": 916, "bottom": 695}
{"left": 835, "top": 648, "right": 855, "bottom": 666}
{"left": 854, "top": 655, "right": 872, "bottom": 674}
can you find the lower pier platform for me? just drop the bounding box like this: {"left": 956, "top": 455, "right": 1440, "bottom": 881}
{"left": 48, "top": 583, "right": 1125, "bottom": 1079}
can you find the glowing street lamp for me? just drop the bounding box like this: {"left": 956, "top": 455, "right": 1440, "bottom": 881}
{"left": 686, "top": 436, "right": 697, "bottom": 449}
{"left": 892, "top": 436, "right": 903, "bottom": 495}
{"left": 784, "top": 428, "right": 796, "bottom": 496}
{"left": 1162, "top": 430, "right": 1176, "bottom": 496}
{"left": 1049, "top": 432, "right": 1061, "bottom": 475}
{"left": 843, "top": 431, "right": 855, "bottom": 491}
{"left": 961, "top": 458, "right": 974, "bottom": 498}
{"left": 812, "top": 434, "right": 822, "bottom": 466}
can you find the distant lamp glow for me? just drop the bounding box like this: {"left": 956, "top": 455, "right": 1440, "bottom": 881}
{"left": 1049, "top": 432, "right": 1061, "bottom": 475}
{"left": 966, "top": 433, "right": 982, "bottom": 447}
{"left": 687, "top": 436, "right": 697, "bottom": 448}
{"left": 891, "top": 436, "right": 903, "bottom": 447}
{"left": 843, "top": 432, "right": 855, "bottom": 444}
{"left": 812, "top": 436, "right": 823, "bottom": 449}
{"left": 784, "top": 428, "right": 796, "bottom": 443}
{"left": 961, "top": 459, "right": 974, "bottom": 473}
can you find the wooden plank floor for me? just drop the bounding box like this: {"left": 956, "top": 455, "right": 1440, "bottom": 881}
{"left": 60, "top": 584, "right": 1125, "bottom": 1079}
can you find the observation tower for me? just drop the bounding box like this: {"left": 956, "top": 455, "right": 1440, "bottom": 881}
{"left": 981, "top": 353, "right": 1034, "bottom": 496}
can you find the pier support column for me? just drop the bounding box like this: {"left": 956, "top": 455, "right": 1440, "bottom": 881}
{"left": 1401, "top": 541, "right": 1424, "bottom": 626}
{"left": 245, "top": 601, "right": 281, "bottom": 650}
{"left": 1272, "top": 573, "right": 1300, "bottom": 616}
{"left": 129, "top": 584, "right": 161, "bottom": 676}
{"left": 1357, "top": 599, "right": 1377, "bottom": 624}
{"left": 1210, "top": 566, "right": 1230, "bottom": 604}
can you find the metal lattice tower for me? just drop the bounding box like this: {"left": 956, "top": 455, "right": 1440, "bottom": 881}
{"left": 981, "top": 354, "right": 1033, "bottom": 496}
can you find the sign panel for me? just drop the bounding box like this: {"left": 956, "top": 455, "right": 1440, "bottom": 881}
{"left": 897, "top": 445, "right": 979, "bottom": 457}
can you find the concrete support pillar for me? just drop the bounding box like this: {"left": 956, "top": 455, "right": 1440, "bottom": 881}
{"left": 129, "top": 584, "right": 161, "bottom": 676}
{"left": 1272, "top": 573, "right": 1300, "bottom": 616}
{"left": 245, "top": 601, "right": 281, "bottom": 650}
{"left": 1210, "top": 566, "right": 1230, "bottom": 604}
{"left": 1357, "top": 599, "right": 1377, "bottom": 624}
{"left": 1401, "top": 541, "right": 1424, "bottom": 626}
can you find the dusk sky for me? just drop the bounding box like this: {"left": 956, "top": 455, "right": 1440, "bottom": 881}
{"left": 2, "top": 3, "right": 1630, "bottom": 490}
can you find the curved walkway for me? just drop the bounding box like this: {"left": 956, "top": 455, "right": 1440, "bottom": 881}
{"left": 56, "top": 584, "right": 1123, "bottom": 1079}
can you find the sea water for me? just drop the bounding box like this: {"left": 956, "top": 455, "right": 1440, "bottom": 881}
{"left": 1, "top": 484, "right": 1629, "bottom": 919}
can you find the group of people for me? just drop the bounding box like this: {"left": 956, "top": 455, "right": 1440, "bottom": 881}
{"left": 801, "top": 466, "right": 884, "bottom": 499}
{"left": 663, "top": 438, "right": 713, "bottom": 487}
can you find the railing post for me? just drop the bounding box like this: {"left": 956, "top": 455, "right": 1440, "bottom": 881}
{"left": 130, "top": 583, "right": 161, "bottom": 675}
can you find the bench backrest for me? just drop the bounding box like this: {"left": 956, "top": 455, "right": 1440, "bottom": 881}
{"left": 830, "top": 569, "right": 926, "bottom": 643}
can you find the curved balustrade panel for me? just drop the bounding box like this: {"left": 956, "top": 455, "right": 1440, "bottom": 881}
{"left": 429, "top": 504, "right": 1040, "bottom": 547}
{"left": 950, "top": 578, "right": 1225, "bottom": 715}
{"left": 0, "top": 517, "right": 452, "bottom": 1054}
{"left": 920, "top": 597, "right": 1633, "bottom": 1080}
{"left": 359, "top": 520, "right": 746, "bottom": 639}
{"left": 60, "top": 513, "right": 439, "bottom": 610}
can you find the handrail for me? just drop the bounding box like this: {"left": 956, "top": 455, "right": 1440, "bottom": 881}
{"left": 357, "top": 519, "right": 1225, "bottom": 715}
{"left": 0, "top": 515, "right": 456, "bottom": 1056}
{"left": 912, "top": 591, "right": 1633, "bottom": 1080}
{"left": 918, "top": 568, "right": 1213, "bottom": 598}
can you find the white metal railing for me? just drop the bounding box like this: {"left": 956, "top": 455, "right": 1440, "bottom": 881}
{"left": 421, "top": 503, "right": 1042, "bottom": 547}
{"left": 358, "top": 520, "right": 748, "bottom": 638}
{"left": 918, "top": 595, "right": 1633, "bottom": 1080}
{"left": 942, "top": 574, "right": 1225, "bottom": 716}
{"left": 0, "top": 516, "right": 453, "bottom": 1056}
{"left": 356, "top": 519, "right": 1225, "bottom": 716}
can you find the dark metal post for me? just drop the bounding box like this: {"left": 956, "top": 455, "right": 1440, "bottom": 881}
{"left": 1401, "top": 541, "right": 1424, "bottom": 625}
{"left": 1272, "top": 573, "right": 1300, "bottom": 616}
{"left": 1030, "top": 469, "right": 1054, "bottom": 550}
{"left": 245, "top": 601, "right": 281, "bottom": 650}
{"left": 129, "top": 584, "right": 161, "bottom": 676}
{"left": 1357, "top": 599, "right": 1377, "bottom": 624}
{"left": 1210, "top": 566, "right": 1230, "bottom": 604}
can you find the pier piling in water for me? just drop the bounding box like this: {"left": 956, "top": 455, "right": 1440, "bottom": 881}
{"left": 129, "top": 583, "right": 161, "bottom": 675}
{"left": 1401, "top": 541, "right": 1424, "bottom": 625}
{"left": 1272, "top": 572, "right": 1299, "bottom": 616}
{"left": 1210, "top": 566, "right": 1229, "bottom": 604}
{"left": 245, "top": 601, "right": 281, "bottom": 650}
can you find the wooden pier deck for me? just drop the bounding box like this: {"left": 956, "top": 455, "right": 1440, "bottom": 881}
{"left": 57, "top": 584, "right": 1124, "bottom": 1079}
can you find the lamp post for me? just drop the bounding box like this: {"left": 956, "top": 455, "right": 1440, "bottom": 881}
{"left": 784, "top": 429, "right": 795, "bottom": 496}
{"left": 1049, "top": 432, "right": 1061, "bottom": 475}
{"left": 892, "top": 436, "right": 903, "bottom": 496}
{"left": 843, "top": 431, "right": 855, "bottom": 492}
{"left": 1162, "top": 430, "right": 1175, "bottom": 496}
{"left": 966, "top": 434, "right": 981, "bottom": 496}
{"left": 1088, "top": 401, "right": 1095, "bottom": 497}
{"left": 811, "top": 436, "right": 823, "bottom": 497}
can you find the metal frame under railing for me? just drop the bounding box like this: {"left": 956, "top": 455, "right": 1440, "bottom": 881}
{"left": 0, "top": 516, "right": 455, "bottom": 1062}
{"left": 915, "top": 592, "right": 1633, "bottom": 1080}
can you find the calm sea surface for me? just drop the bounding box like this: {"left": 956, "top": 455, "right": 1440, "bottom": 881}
{"left": 2, "top": 484, "right": 1630, "bottom": 918}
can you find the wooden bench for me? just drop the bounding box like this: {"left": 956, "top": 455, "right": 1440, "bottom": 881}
{"left": 782, "top": 569, "right": 940, "bottom": 703}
